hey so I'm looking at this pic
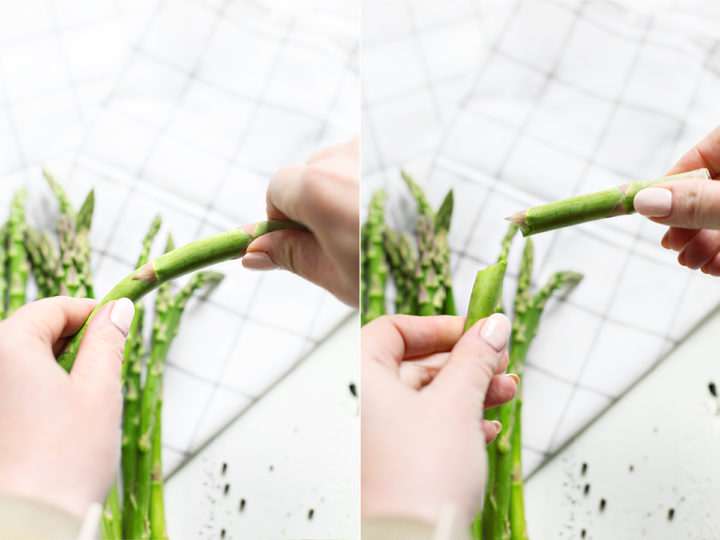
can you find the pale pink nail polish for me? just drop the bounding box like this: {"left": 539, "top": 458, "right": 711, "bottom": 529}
{"left": 479, "top": 313, "right": 511, "bottom": 352}
{"left": 110, "top": 298, "right": 134, "bottom": 336}
{"left": 634, "top": 188, "right": 672, "bottom": 217}
{"left": 242, "top": 252, "right": 278, "bottom": 271}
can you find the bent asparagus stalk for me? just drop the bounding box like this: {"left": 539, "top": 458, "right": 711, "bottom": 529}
{"left": 56, "top": 220, "right": 306, "bottom": 372}
{"left": 506, "top": 168, "right": 709, "bottom": 236}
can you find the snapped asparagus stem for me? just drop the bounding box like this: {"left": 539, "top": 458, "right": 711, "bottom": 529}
{"left": 56, "top": 220, "right": 307, "bottom": 372}
{"left": 8, "top": 189, "right": 29, "bottom": 315}
{"left": 133, "top": 270, "right": 224, "bottom": 539}
{"left": 506, "top": 168, "right": 709, "bottom": 236}
{"left": 365, "top": 191, "right": 388, "bottom": 323}
{"left": 464, "top": 261, "right": 507, "bottom": 332}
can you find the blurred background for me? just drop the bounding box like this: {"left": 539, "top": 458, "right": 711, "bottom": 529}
{"left": 0, "top": 0, "right": 358, "bottom": 537}
{"left": 363, "top": 0, "right": 720, "bottom": 536}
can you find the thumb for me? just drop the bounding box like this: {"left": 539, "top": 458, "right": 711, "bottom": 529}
{"left": 71, "top": 298, "right": 134, "bottom": 392}
{"left": 634, "top": 177, "right": 720, "bottom": 230}
{"left": 242, "top": 230, "right": 349, "bottom": 302}
{"left": 429, "top": 313, "right": 511, "bottom": 406}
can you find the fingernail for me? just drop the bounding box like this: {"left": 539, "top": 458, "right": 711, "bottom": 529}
{"left": 661, "top": 231, "right": 670, "bottom": 249}
{"left": 701, "top": 264, "right": 709, "bottom": 274}
{"left": 634, "top": 188, "right": 672, "bottom": 218}
{"left": 479, "top": 313, "right": 511, "bottom": 352}
{"left": 242, "top": 252, "right": 278, "bottom": 271}
{"left": 678, "top": 251, "right": 686, "bottom": 266}
{"left": 507, "top": 373, "right": 520, "bottom": 387}
{"left": 110, "top": 298, "right": 134, "bottom": 336}
{"left": 491, "top": 420, "right": 502, "bottom": 435}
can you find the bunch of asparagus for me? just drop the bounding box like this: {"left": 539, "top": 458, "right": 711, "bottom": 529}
{"left": 361, "top": 171, "right": 455, "bottom": 323}
{"left": 361, "top": 173, "right": 582, "bottom": 540}
{"left": 0, "top": 175, "right": 306, "bottom": 539}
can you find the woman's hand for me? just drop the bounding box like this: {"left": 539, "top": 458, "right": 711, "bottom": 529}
{"left": 634, "top": 124, "right": 720, "bottom": 273}
{"left": 0, "top": 297, "right": 134, "bottom": 518}
{"left": 361, "top": 314, "right": 518, "bottom": 525}
{"left": 242, "top": 138, "right": 359, "bottom": 307}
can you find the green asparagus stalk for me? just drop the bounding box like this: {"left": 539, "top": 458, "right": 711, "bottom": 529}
{"left": 120, "top": 222, "right": 164, "bottom": 538}
{"left": 464, "top": 261, "right": 507, "bottom": 332}
{"left": 401, "top": 170, "right": 434, "bottom": 218}
{"left": 101, "top": 482, "right": 122, "bottom": 540}
{"left": 150, "top": 396, "right": 168, "bottom": 540}
{"left": 435, "top": 189, "right": 453, "bottom": 234}
{"left": 365, "top": 191, "right": 388, "bottom": 323}
{"left": 56, "top": 220, "right": 306, "bottom": 372}
{"left": 133, "top": 270, "right": 224, "bottom": 539}
{"left": 74, "top": 190, "right": 95, "bottom": 298}
{"left": 8, "top": 189, "right": 29, "bottom": 315}
{"left": 509, "top": 386, "right": 528, "bottom": 540}
{"left": 385, "top": 229, "right": 418, "bottom": 315}
{"left": 361, "top": 221, "right": 369, "bottom": 325}
{"left": 0, "top": 223, "right": 8, "bottom": 320}
{"left": 417, "top": 213, "right": 439, "bottom": 316}
{"left": 506, "top": 168, "right": 709, "bottom": 236}
{"left": 26, "top": 228, "right": 60, "bottom": 298}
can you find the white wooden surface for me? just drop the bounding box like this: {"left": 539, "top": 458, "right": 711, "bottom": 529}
{"left": 526, "top": 306, "right": 720, "bottom": 539}
{"left": 165, "top": 314, "right": 360, "bottom": 540}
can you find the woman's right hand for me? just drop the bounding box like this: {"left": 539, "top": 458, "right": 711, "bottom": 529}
{"left": 633, "top": 124, "right": 720, "bottom": 274}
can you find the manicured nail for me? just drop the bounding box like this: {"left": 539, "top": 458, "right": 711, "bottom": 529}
{"left": 661, "top": 231, "right": 670, "bottom": 249}
{"left": 634, "top": 188, "right": 672, "bottom": 218}
{"left": 678, "top": 251, "right": 686, "bottom": 266}
{"left": 701, "top": 264, "right": 709, "bottom": 275}
{"left": 242, "top": 252, "right": 278, "bottom": 271}
{"left": 110, "top": 298, "right": 135, "bottom": 336}
{"left": 507, "top": 373, "right": 520, "bottom": 386}
{"left": 491, "top": 420, "right": 502, "bottom": 435}
{"left": 479, "top": 313, "right": 511, "bottom": 352}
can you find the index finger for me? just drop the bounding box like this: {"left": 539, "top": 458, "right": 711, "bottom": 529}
{"left": 361, "top": 315, "right": 466, "bottom": 373}
{"left": 668, "top": 124, "right": 720, "bottom": 178}
{"left": 0, "top": 297, "right": 98, "bottom": 356}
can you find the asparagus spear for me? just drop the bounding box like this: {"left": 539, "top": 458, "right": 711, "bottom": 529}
{"left": 101, "top": 484, "right": 122, "bottom": 540}
{"left": 0, "top": 223, "right": 8, "bottom": 320}
{"left": 506, "top": 168, "right": 709, "bottom": 236}
{"left": 365, "top": 191, "right": 388, "bottom": 323}
{"left": 361, "top": 221, "right": 369, "bottom": 325}
{"left": 26, "top": 228, "right": 60, "bottom": 298}
{"left": 56, "top": 220, "right": 307, "bottom": 372}
{"left": 119, "top": 221, "right": 164, "bottom": 538}
{"left": 8, "top": 189, "right": 29, "bottom": 315}
{"left": 150, "top": 395, "right": 168, "bottom": 540}
{"left": 133, "top": 270, "right": 224, "bottom": 539}
{"left": 74, "top": 190, "right": 95, "bottom": 298}
{"left": 384, "top": 229, "right": 418, "bottom": 315}
{"left": 509, "top": 387, "right": 528, "bottom": 540}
